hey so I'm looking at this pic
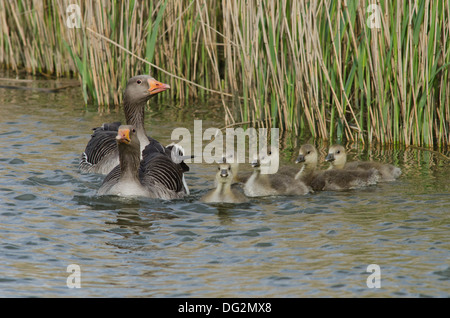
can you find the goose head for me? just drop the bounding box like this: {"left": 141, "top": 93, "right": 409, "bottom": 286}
{"left": 116, "top": 125, "right": 142, "bottom": 176}
{"left": 255, "top": 146, "right": 279, "bottom": 175}
{"left": 216, "top": 162, "right": 233, "bottom": 185}
{"left": 222, "top": 151, "right": 242, "bottom": 180}
{"left": 116, "top": 125, "right": 139, "bottom": 148}
{"left": 325, "top": 144, "right": 347, "bottom": 169}
{"left": 295, "top": 144, "right": 318, "bottom": 168}
{"left": 123, "top": 75, "right": 170, "bottom": 105}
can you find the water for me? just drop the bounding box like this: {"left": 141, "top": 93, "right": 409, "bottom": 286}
{"left": 0, "top": 78, "right": 449, "bottom": 298}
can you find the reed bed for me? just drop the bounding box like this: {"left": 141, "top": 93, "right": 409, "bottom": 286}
{"left": 0, "top": 0, "right": 449, "bottom": 148}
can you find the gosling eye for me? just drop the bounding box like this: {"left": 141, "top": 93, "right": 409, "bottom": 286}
{"left": 307, "top": 151, "right": 311, "bottom": 154}
{"left": 336, "top": 150, "right": 340, "bottom": 154}
{"left": 136, "top": 79, "right": 142, "bottom": 84}
{"left": 268, "top": 151, "right": 272, "bottom": 155}
{"left": 218, "top": 167, "right": 220, "bottom": 171}
{"left": 228, "top": 167, "right": 231, "bottom": 171}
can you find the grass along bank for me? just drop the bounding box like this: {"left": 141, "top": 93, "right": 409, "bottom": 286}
{"left": 0, "top": 0, "right": 449, "bottom": 148}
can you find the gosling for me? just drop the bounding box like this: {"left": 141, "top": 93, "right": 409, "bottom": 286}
{"left": 326, "top": 144, "right": 402, "bottom": 181}
{"left": 295, "top": 144, "right": 380, "bottom": 191}
{"left": 201, "top": 161, "right": 249, "bottom": 204}
{"left": 244, "top": 148, "right": 311, "bottom": 197}
{"left": 217, "top": 151, "right": 252, "bottom": 185}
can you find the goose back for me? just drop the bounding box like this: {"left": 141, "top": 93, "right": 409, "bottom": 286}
{"left": 296, "top": 144, "right": 380, "bottom": 191}
{"left": 311, "top": 169, "right": 379, "bottom": 191}
{"left": 97, "top": 125, "right": 186, "bottom": 200}
{"left": 139, "top": 141, "right": 187, "bottom": 199}
{"left": 326, "top": 144, "right": 401, "bottom": 181}
{"left": 343, "top": 161, "right": 401, "bottom": 181}
{"left": 244, "top": 172, "right": 310, "bottom": 197}
{"left": 80, "top": 124, "right": 120, "bottom": 174}
{"left": 244, "top": 149, "right": 310, "bottom": 197}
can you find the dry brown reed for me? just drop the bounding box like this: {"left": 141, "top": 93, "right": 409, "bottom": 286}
{"left": 0, "top": 0, "right": 449, "bottom": 148}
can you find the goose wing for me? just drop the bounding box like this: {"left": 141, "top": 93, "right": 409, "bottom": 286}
{"left": 81, "top": 123, "right": 191, "bottom": 196}
{"left": 139, "top": 141, "right": 185, "bottom": 196}
{"left": 79, "top": 122, "right": 122, "bottom": 174}
{"left": 164, "top": 143, "right": 190, "bottom": 173}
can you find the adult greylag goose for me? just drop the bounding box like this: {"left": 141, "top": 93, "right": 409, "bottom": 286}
{"left": 295, "top": 144, "right": 380, "bottom": 191}
{"left": 201, "top": 158, "right": 248, "bottom": 204}
{"left": 244, "top": 148, "right": 311, "bottom": 197}
{"left": 79, "top": 75, "right": 191, "bottom": 193}
{"left": 97, "top": 125, "right": 187, "bottom": 199}
{"left": 325, "top": 144, "right": 402, "bottom": 182}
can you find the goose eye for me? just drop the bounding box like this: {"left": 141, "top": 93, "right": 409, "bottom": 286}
{"left": 137, "top": 80, "right": 142, "bottom": 84}
{"left": 132, "top": 129, "right": 136, "bottom": 133}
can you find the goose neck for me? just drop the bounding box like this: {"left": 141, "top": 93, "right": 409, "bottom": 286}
{"left": 216, "top": 180, "right": 232, "bottom": 195}
{"left": 118, "top": 144, "right": 141, "bottom": 182}
{"left": 295, "top": 162, "right": 316, "bottom": 180}
{"left": 124, "top": 99, "right": 146, "bottom": 129}
{"left": 124, "top": 100, "right": 150, "bottom": 150}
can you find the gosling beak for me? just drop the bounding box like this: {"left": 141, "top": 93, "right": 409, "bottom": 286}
{"left": 220, "top": 169, "right": 229, "bottom": 177}
{"left": 295, "top": 154, "right": 305, "bottom": 163}
{"left": 148, "top": 78, "right": 170, "bottom": 95}
{"left": 325, "top": 153, "right": 335, "bottom": 162}
{"left": 251, "top": 159, "right": 260, "bottom": 168}
{"left": 116, "top": 128, "right": 131, "bottom": 144}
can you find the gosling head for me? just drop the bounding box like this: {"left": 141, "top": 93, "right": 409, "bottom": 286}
{"left": 325, "top": 144, "right": 347, "bottom": 169}
{"left": 222, "top": 151, "right": 241, "bottom": 180}
{"left": 295, "top": 144, "right": 318, "bottom": 168}
{"left": 216, "top": 162, "right": 233, "bottom": 184}
{"left": 255, "top": 146, "right": 279, "bottom": 175}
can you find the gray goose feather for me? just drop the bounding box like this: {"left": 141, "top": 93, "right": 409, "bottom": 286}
{"left": 97, "top": 125, "right": 187, "bottom": 199}
{"left": 326, "top": 144, "right": 402, "bottom": 181}
{"left": 295, "top": 144, "right": 380, "bottom": 191}
{"left": 79, "top": 75, "right": 186, "bottom": 174}
{"left": 243, "top": 148, "right": 311, "bottom": 197}
{"left": 80, "top": 75, "right": 190, "bottom": 195}
{"left": 79, "top": 123, "right": 121, "bottom": 175}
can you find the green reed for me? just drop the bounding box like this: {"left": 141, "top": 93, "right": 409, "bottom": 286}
{"left": 0, "top": 0, "right": 448, "bottom": 148}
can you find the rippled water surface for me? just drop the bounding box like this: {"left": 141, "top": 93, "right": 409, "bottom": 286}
{"left": 0, "top": 79, "right": 449, "bottom": 297}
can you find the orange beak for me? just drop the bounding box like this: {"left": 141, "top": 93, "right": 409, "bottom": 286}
{"left": 116, "top": 128, "right": 131, "bottom": 144}
{"left": 148, "top": 78, "right": 170, "bottom": 95}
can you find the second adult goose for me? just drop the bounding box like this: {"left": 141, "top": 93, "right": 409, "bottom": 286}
{"left": 80, "top": 75, "right": 191, "bottom": 193}
{"left": 295, "top": 144, "right": 380, "bottom": 191}
{"left": 97, "top": 125, "right": 187, "bottom": 199}
{"left": 326, "top": 144, "right": 402, "bottom": 181}
{"left": 244, "top": 148, "right": 311, "bottom": 197}
{"left": 80, "top": 75, "right": 171, "bottom": 174}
